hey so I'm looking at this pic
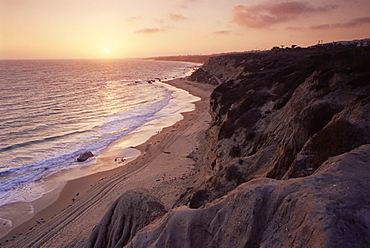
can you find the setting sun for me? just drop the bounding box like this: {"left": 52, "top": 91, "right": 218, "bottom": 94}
{"left": 0, "top": 0, "right": 369, "bottom": 59}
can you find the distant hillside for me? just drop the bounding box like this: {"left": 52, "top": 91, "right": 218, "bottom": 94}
{"left": 147, "top": 55, "right": 213, "bottom": 64}
{"left": 149, "top": 38, "right": 370, "bottom": 65}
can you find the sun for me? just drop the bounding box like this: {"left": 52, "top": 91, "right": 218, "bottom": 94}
{"left": 105, "top": 48, "right": 110, "bottom": 53}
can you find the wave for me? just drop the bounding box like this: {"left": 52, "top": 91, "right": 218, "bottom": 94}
{"left": 0, "top": 59, "right": 199, "bottom": 208}
{"left": 0, "top": 130, "right": 90, "bottom": 153}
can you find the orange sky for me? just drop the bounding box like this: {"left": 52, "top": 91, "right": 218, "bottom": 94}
{"left": 1, "top": 0, "right": 370, "bottom": 59}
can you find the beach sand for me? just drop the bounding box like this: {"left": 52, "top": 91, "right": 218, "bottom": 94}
{"left": 0, "top": 78, "right": 214, "bottom": 247}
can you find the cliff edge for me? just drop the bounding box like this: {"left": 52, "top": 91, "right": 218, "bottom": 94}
{"left": 89, "top": 45, "right": 370, "bottom": 248}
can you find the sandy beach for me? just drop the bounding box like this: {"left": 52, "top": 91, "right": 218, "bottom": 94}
{"left": 0, "top": 78, "right": 214, "bottom": 247}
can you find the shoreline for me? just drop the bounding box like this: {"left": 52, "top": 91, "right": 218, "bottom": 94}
{"left": 0, "top": 76, "right": 199, "bottom": 239}
{"left": 1, "top": 78, "right": 215, "bottom": 246}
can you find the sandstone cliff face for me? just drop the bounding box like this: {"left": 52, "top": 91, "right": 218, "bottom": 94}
{"left": 87, "top": 190, "right": 167, "bottom": 248}
{"left": 89, "top": 46, "right": 370, "bottom": 247}
{"left": 185, "top": 46, "right": 370, "bottom": 202}
{"left": 127, "top": 146, "right": 370, "bottom": 248}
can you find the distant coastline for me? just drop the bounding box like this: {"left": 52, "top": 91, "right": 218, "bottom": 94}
{"left": 147, "top": 37, "right": 370, "bottom": 65}
{"left": 146, "top": 54, "right": 212, "bottom": 64}
{"left": 2, "top": 39, "right": 369, "bottom": 247}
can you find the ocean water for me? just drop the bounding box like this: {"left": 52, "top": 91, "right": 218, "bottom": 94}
{"left": 0, "top": 59, "right": 200, "bottom": 209}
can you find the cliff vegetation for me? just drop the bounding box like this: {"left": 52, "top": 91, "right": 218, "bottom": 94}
{"left": 89, "top": 45, "right": 370, "bottom": 248}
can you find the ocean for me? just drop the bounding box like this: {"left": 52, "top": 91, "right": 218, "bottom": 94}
{"left": 0, "top": 59, "right": 200, "bottom": 212}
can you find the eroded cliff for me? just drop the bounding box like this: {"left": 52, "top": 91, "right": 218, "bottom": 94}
{"left": 89, "top": 45, "right": 370, "bottom": 248}
{"left": 183, "top": 46, "right": 370, "bottom": 203}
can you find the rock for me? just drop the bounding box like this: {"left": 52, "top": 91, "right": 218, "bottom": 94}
{"left": 89, "top": 45, "right": 370, "bottom": 248}
{"left": 77, "top": 151, "right": 94, "bottom": 162}
{"left": 127, "top": 145, "right": 370, "bottom": 248}
{"left": 114, "top": 157, "right": 126, "bottom": 163}
{"left": 179, "top": 45, "right": 370, "bottom": 203}
{"left": 87, "top": 189, "right": 167, "bottom": 248}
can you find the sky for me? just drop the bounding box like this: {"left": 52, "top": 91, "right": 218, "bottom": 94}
{"left": 1, "top": 0, "right": 370, "bottom": 59}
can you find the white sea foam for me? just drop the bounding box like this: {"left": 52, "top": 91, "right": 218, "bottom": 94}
{"left": 0, "top": 59, "right": 199, "bottom": 209}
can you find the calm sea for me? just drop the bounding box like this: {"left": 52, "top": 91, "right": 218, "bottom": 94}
{"left": 0, "top": 59, "right": 199, "bottom": 208}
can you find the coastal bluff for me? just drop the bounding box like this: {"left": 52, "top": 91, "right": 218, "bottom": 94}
{"left": 89, "top": 45, "right": 370, "bottom": 247}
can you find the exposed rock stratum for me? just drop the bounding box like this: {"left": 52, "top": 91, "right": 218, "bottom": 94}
{"left": 89, "top": 45, "right": 370, "bottom": 248}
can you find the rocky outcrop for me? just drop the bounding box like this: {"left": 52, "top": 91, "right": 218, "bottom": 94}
{"left": 88, "top": 45, "right": 370, "bottom": 247}
{"left": 181, "top": 46, "right": 370, "bottom": 204}
{"left": 126, "top": 145, "right": 370, "bottom": 248}
{"left": 77, "top": 151, "right": 94, "bottom": 162}
{"left": 87, "top": 190, "right": 167, "bottom": 248}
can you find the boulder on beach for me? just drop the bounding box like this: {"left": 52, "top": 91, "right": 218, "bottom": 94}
{"left": 77, "top": 151, "right": 94, "bottom": 162}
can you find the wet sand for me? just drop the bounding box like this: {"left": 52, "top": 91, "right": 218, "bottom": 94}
{"left": 0, "top": 78, "right": 214, "bottom": 247}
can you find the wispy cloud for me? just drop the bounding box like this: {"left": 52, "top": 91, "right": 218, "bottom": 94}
{"left": 126, "top": 16, "right": 141, "bottom": 22}
{"left": 178, "top": 0, "right": 199, "bottom": 8}
{"left": 232, "top": 1, "right": 337, "bottom": 28}
{"left": 154, "top": 18, "right": 165, "bottom": 24}
{"left": 285, "top": 26, "right": 304, "bottom": 31}
{"left": 182, "top": 0, "right": 198, "bottom": 3}
{"left": 213, "top": 30, "right": 232, "bottom": 35}
{"left": 134, "top": 28, "right": 165, "bottom": 34}
{"left": 310, "top": 16, "right": 370, "bottom": 29}
{"left": 169, "top": 13, "right": 189, "bottom": 21}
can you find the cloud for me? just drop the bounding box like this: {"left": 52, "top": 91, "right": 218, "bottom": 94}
{"left": 126, "top": 16, "right": 141, "bottom": 22}
{"left": 213, "top": 30, "right": 232, "bottom": 35}
{"left": 169, "top": 13, "right": 189, "bottom": 21}
{"left": 232, "top": 1, "right": 337, "bottom": 28}
{"left": 134, "top": 28, "right": 165, "bottom": 34}
{"left": 154, "top": 18, "right": 165, "bottom": 24}
{"left": 285, "top": 26, "right": 304, "bottom": 30}
{"left": 178, "top": 0, "right": 199, "bottom": 8}
{"left": 310, "top": 16, "right": 370, "bottom": 29}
